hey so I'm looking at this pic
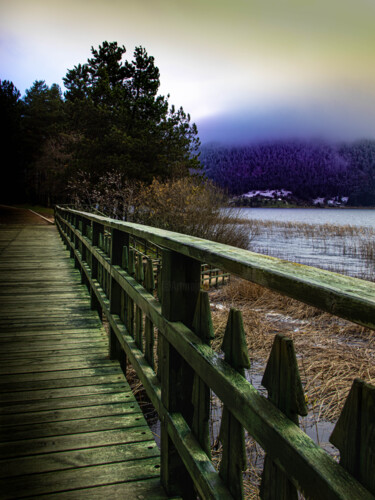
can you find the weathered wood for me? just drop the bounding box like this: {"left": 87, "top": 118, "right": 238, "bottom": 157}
{"left": 0, "top": 401, "right": 139, "bottom": 426}
{"left": 219, "top": 308, "right": 250, "bottom": 499}
{"left": 160, "top": 248, "right": 200, "bottom": 498}
{"left": 126, "top": 249, "right": 136, "bottom": 337}
{"left": 55, "top": 207, "right": 375, "bottom": 500}
{"left": 0, "top": 457, "right": 162, "bottom": 498}
{"left": 191, "top": 291, "right": 214, "bottom": 458}
{"left": 110, "top": 228, "right": 128, "bottom": 366}
{"left": 330, "top": 379, "right": 375, "bottom": 495}
{"left": 135, "top": 253, "right": 144, "bottom": 351}
{"left": 0, "top": 441, "right": 159, "bottom": 478}
{"left": 0, "top": 224, "right": 167, "bottom": 500}
{"left": 36, "top": 478, "right": 170, "bottom": 499}
{"left": 60, "top": 207, "right": 375, "bottom": 330}
{"left": 66, "top": 219, "right": 374, "bottom": 499}
{"left": 145, "top": 258, "right": 155, "bottom": 369}
{"left": 260, "top": 334, "right": 308, "bottom": 500}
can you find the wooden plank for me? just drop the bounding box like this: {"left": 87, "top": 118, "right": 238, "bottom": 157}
{"left": 0, "top": 328, "right": 106, "bottom": 338}
{"left": 0, "top": 340, "right": 108, "bottom": 353}
{"left": 0, "top": 414, "right": 149, "bottom": 442}
{"left": 0, "top": 373, "right": 123, "bottom": 392}
{"left": 0, "top": 441, "right": 160, "bottom": 478}
{"left": 0, "top": 401, "right": 139, "bottom": 426}
{"left": 0, "top": 381, "right": 129, "bottom": 403}
{"left": 0, "top": 392, "right": 134, "bottom": 414}
{"left": 0, "top": 353, "right": 114, "bottom": 371}
{"left": 1, "top": 346, "right": 106, "bottom": 359}
{"left": 38, "top": 478, "right": 168, "bottom": 499}
{"left": 0, "top": 457, "right": 162, "bottom": 498}
{"left": 0, "top": 366, "right": 122, "bottom": 385}
{"left": 0, "top": 223, "right": 165, "bottom": 500}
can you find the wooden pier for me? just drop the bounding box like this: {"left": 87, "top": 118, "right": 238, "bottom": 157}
{"left": 0, "top": 211, "right": 168, "bottom": 499}
{"left": 1, "top": 205, "right": 374, "bottom": 500}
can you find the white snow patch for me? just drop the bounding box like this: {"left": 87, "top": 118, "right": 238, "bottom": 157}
{"left": 241, "top": 189, "right": 292, "bottom": 199}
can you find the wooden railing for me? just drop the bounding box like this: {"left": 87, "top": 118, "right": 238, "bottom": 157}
{"left": 55, "top": 206, "right": 375, "bottom": 500}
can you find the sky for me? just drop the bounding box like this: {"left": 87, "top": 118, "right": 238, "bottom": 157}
{"left": 1, "top": 0, "right": 375, "bottom": 144}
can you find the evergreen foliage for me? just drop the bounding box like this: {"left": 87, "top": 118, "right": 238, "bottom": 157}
{"left": 63, "top": 41, "right": 200, "bottom": 182}
{"left": 0, "top": 80, "right": 24, "bottom": 202}
{"left": 200, "top": 140, "right": 375, "bottom": 205}
{"left": 21, "top": 80, "right": 66, "bottom": 205}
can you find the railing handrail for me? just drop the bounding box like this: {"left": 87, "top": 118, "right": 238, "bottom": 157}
{"left": 58, "top": 206, "right": 375, "bottom": 330}
{"left": 55, "top": 206, "right": 375, "bottom": 500}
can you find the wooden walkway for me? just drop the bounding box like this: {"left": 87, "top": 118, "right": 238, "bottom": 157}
{"left": 0, "top": 214, "right": 168, "bottom": 498}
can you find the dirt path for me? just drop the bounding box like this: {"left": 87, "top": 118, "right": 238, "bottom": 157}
{"left": 0, "top": 205, "right": 53, "bottom": 225}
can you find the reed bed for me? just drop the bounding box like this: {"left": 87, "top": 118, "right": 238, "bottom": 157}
{"left": 209, "top": 277, "right": 375, "bottom": 421}
{"left": 233, "top": 217, "right": 375, "bottom": 280}
{"left": 208, "top": 277, "right": 375, "bottom": 498}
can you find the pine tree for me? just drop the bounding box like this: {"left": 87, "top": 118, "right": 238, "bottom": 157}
{"left": 63, "top": 41, "right": 200, "bottom": 182}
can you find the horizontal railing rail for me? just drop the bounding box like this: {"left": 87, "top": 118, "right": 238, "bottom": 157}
{"left": 55, "top": 205, "right": 375, "bottom": 500}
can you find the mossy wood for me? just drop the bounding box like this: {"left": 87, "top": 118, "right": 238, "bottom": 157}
{"left": 219, "top": 309, "right": 250, "bottom": 500}
{"left": 260, "top": 334, "right": 308, "bottom": 500}
{"left": 330, "top": 379, "right": 375, "bottom": 495}
{"left": 55, "top": 206, "right": 375, "bottom": 500}
{"left": 0, "top": 223, "right": 168, "bottom": 499}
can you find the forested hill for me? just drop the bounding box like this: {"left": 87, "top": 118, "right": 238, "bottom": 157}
{"left": 200, "top": 140, "right": 375, "bottom": 206}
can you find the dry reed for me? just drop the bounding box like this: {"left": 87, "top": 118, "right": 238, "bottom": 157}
{"left": 208, "top": 277, "right": 374, "bottom": 499}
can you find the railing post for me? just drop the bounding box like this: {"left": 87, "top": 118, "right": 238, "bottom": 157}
{"left": 218, "top": 308, "right": 250, "bottom": 500}
{"left": 109, "top": 228, "right": 129, "bottom": 372}
{"left": 191, "top": 291, "right": 214, "bottom": 457}
{"left": 260, "top": 334, "right": 307, "bottom": 500}
{"left": 126, "top": 249, "right": 135, "bottom": 337}
{"left": 81, "top": 216, "right": 89, "bottom": 264}
{"left": 144, "top": 258, "right": 155, "bottom": 369}
{"left": 135, "top": 253, "right": 144, "bottom": 351}
{"left": 90, "top": 221, "right": 103, "bottom": 316}
{"left": 330, "top": 378, "right": 375, "bottom": 495}
{"left": 160, "top": 248, "right": 201, "bottom": 498}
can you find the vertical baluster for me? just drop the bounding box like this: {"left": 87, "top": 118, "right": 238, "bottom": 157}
{"left": 219, "top": 308, "right": 250, "bottom": 500}
{"left": 109, "top": 228, "right": 129, "bottom": 372}
{"left": 144, "top": 258, "right": 155, "bottom": 369}
{"left": 135, "top": 253, "right": 144, "bottom": 351}
{"left": 126, "top": 249, "right": 135, "bottom": 337}
{"left": 191, "top": 291, "right": 214, "bottom": 457}
{"left": 90, "top": 221, "right": 103, "bottom": 316}
{"left": 260, "top": 333, "right": 307, "bottom": 500}
{"left": 160, "top": 249, "right": 201, "bottom": 498}
{"left": 120, "top": 246, "right": 128, "bottom": 324}
{"left": 157, "top": 262, "right": 163, "bottom": 303}
{"left": 156, "top": 261, "right": 163, "bottom": 379}
{"left": 330, "top": 378, "right": 375, "bottom": 495}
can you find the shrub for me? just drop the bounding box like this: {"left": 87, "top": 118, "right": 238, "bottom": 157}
{"left": 68, "top": 173, "right": 250, "bottom": 249}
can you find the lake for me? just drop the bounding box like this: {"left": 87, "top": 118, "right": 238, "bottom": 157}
{"left": 233, "top": 208, "right": 375, "bottom": 280}
{"left": 236, "top": 207, "right": 375, "bottom": 228}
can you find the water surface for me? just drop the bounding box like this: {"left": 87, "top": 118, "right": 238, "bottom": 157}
{"left": 237, "top": 207, "right": 375, "bottom": 228}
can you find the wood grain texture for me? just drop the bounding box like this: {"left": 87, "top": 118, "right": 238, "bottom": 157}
{"left": 57, "top": 208, "right": 375, "bottom": 500}
{"left": 0, "top": 224, "right": 168, "bottom": 499}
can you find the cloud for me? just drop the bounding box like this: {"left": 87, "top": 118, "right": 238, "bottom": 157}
{"left": 197, "top": 99, "right": 375, "bottom": 145}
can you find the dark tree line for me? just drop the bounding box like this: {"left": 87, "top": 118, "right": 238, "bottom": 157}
{"left": 200, "top": 140, "right": 375, "bottom": 206}
{"left": 2, "top": 42, "right": 375, "bottom": 209}
{"left": 0, "top": 41, "right": 200, "bottom": 205}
